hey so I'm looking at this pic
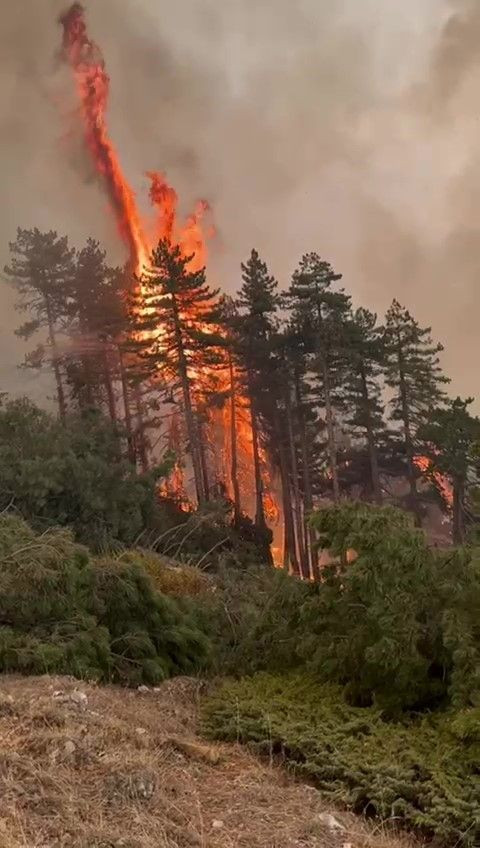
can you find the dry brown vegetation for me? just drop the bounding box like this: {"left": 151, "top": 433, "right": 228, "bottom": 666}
{"left": 0, "top": 675, "right": 418, "bottom": 848}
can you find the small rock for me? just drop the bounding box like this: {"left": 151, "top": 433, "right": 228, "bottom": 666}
{"left": 135, "top": 727, "right": 147, "bottom": 735}
{"left": 52, "top": 690, "right": 64, "bottom": 700}
{"left": 70, "top": 690, "right": 88, "bottom": 708}
{"left": 64, "top": 740, "right": 76, "bottom": 756}
{"left": 342, "top": 843, "right": 354, "bottom": 848}
{"left": 317, "top": 813, "right": 345, "bottom": 832}
{"left": 137, "top": 685, "right": 150, "bottom": 694}
{"left": 212, "top": 820, "right": 224, "bottom": 830}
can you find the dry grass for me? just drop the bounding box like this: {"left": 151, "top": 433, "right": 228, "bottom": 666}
{"left": 0, "top": 675, "right": 419, "bottom": 848}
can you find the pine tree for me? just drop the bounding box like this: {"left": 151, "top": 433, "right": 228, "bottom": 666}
{"left": 236, "top": 249, "right": 280, "bottom": 531}
{"left": 343, "top": 308, "right": 387, "bottom": 505}
{"left": 419, "top": 397, "right": 480, "bottom": 544}
{"left": 384, "top": 300, "right": 450, "bottom": 520}
{"left": 65, "top": 238, "right": 121, "bottom": 416}
{"left": 4, "top": 228, "right": 75, "bottom": 421}
{"left": 286, "top": 253, "right": 350, "bottom": 503}
{"left": 133, "top": 238, "right": 219, "bottom": 505}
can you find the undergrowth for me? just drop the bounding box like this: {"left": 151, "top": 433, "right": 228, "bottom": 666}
{"left": 202, "top": 673, "right": 480, "bottom": 846}
{"left": 0, "top": 514, "right": 210, "bottom": 686}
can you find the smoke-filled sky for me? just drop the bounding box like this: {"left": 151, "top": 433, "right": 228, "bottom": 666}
{"left": 1, "top": 0, "right": 479, "bottom": 403}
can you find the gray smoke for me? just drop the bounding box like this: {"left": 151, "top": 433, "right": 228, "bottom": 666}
{"left": 1, "top": 0, "right": 478, "bottom": 404}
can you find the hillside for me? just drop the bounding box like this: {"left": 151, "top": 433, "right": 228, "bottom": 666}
{"left": 0, "top": 675, "right": 416, "bottom": 848}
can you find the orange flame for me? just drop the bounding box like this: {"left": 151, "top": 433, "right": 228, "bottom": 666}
{"left": 60, "top": 3, "right": 149, "bottom": 271}
{"left": 414, "top": 455, "right": 454, "bottom": 508}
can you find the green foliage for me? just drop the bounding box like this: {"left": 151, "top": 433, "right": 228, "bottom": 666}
{"left": 0, "top": 514, "right": 210, "bottom": 686}
{"left": 384, "top": 299, "right": 449, "bottom": 434}
{"left": 206, "top": 558, "right": 312, "bottom": 676}
{"left": 202, "top": 673, "right": 480, "bottom": 846}
{"left": 0, "top": 397, "right": 170, "bottom": 549}
{"left": 441, "top": 547, "right": 480, "bottom": 707}
{"left": 307, "top": 503, "right": 446, "bottom": 712}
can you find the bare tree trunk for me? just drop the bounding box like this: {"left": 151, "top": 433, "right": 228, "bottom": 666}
{"left": 133, "top": 384, "right": 149, "bottom": 474}
{"left": 360, "top": 367, "right": 382, "bottom": 505}
{"left": 103, "top": 347, "right": 117, "bottom": 424}
{"left": 274, "top": 413, "right": 299, "bottom": 575}
{"left": 82, "top": 353, "right": 95, "bottom": 408}
{"left": 228, "top": 350, "right": 241, "bottom": 524}
{"left": 198, "top": 417, "right": 210, "bottom": 502}
{"left": 285, "top": 385, "right": 307, "bottom": 577}
{"left": 322, "top": 359, "right": 340, "bottom": 503}
{"left": 295, "top": 373, "right": 318, "bottom": 580}
{"left": 118, "top": 347, "right": 136, "bottom": 465}
{"left": 46, "top": 301, "right": 66, "bottom": 423}
{"left": 397, "top": 339, "right": 420, "bottom": 525}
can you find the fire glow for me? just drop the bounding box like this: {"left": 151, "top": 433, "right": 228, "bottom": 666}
{"left": 59, "top": 3, "right": 280, "bottom": 536}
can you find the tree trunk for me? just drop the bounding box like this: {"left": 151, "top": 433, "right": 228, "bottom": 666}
{"left": 198, "top": 417, "right": 210, "bottom": 502}
{"left": 452, "top": 477, "right": 465, "bottom": 545}
{"left": 285, "top": 384, "right": 308, "bottom": 577}
{"left": 118, "top": 346, "right": 136, "bottom": 465}
{"left": 360, "top": 367, "right": 382, "bottom": 505}
{"left": 249, "top": 394, "right": 266, "bottom": 529}
{"left": 315, "top": 303, "right": 340, "bottom": 503}
{"left": 46, "top": 300, "right": 66, "bottom": 423}
{"left": 277, "top": 420, "right": 299, "bottom": 576}
{"left": 295, "top": 372, "right": 318, "bottom": 580}
{"left": 397, "top": 340, "right": 420, "bottom": 524}
{"left": 228, "top": 350, "right": 241, "bottom": 524}
{"left": 103, "top": 347, "right": 117, "bottom": 424}
{"left": 133, "top": 384, "right": 149, "bottom": 474}
{"left": 82, "top": 354, "right": 95, "bottom": 408}
{"left": 171, "top": 296, "right": 205, "bottom": 504}
{"left": 322, "top": 359, "right": 340, "bottom": 503}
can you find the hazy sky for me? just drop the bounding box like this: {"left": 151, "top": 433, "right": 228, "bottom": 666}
{"left": 1, "top": 0, "right": 479, "bottom": 404}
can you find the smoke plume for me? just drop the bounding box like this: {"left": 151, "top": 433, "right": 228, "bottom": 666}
{"left": 0, "top": 0, "right": 479, "bottom": 403}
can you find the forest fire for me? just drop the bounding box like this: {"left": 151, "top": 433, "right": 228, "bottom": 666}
{"left": 59, "top": 2, "right": 280, "bottom": 534}
{"left": 414, "top": 455, "right": 454, "bottom": 508}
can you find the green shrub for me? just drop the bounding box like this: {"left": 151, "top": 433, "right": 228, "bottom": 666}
{"left": 202, "top": 673, "right": 480, "bottom": 846}
{"left": 0, "top": 515, "right": 210, "bottom": 685}
{"left": 303, "top": 503, "right": 448, "bottom": 712}
{"left": 202, "top": 558, "right": 313, "bottom": 676}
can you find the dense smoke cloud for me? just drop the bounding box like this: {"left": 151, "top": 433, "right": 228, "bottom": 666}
{"left": 0, "top": 0, "right": 479, "bottom": 403}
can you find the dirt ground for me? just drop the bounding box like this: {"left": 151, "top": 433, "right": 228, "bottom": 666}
{"left": 0, "top": 675, "right": 418, "bottom": 848}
